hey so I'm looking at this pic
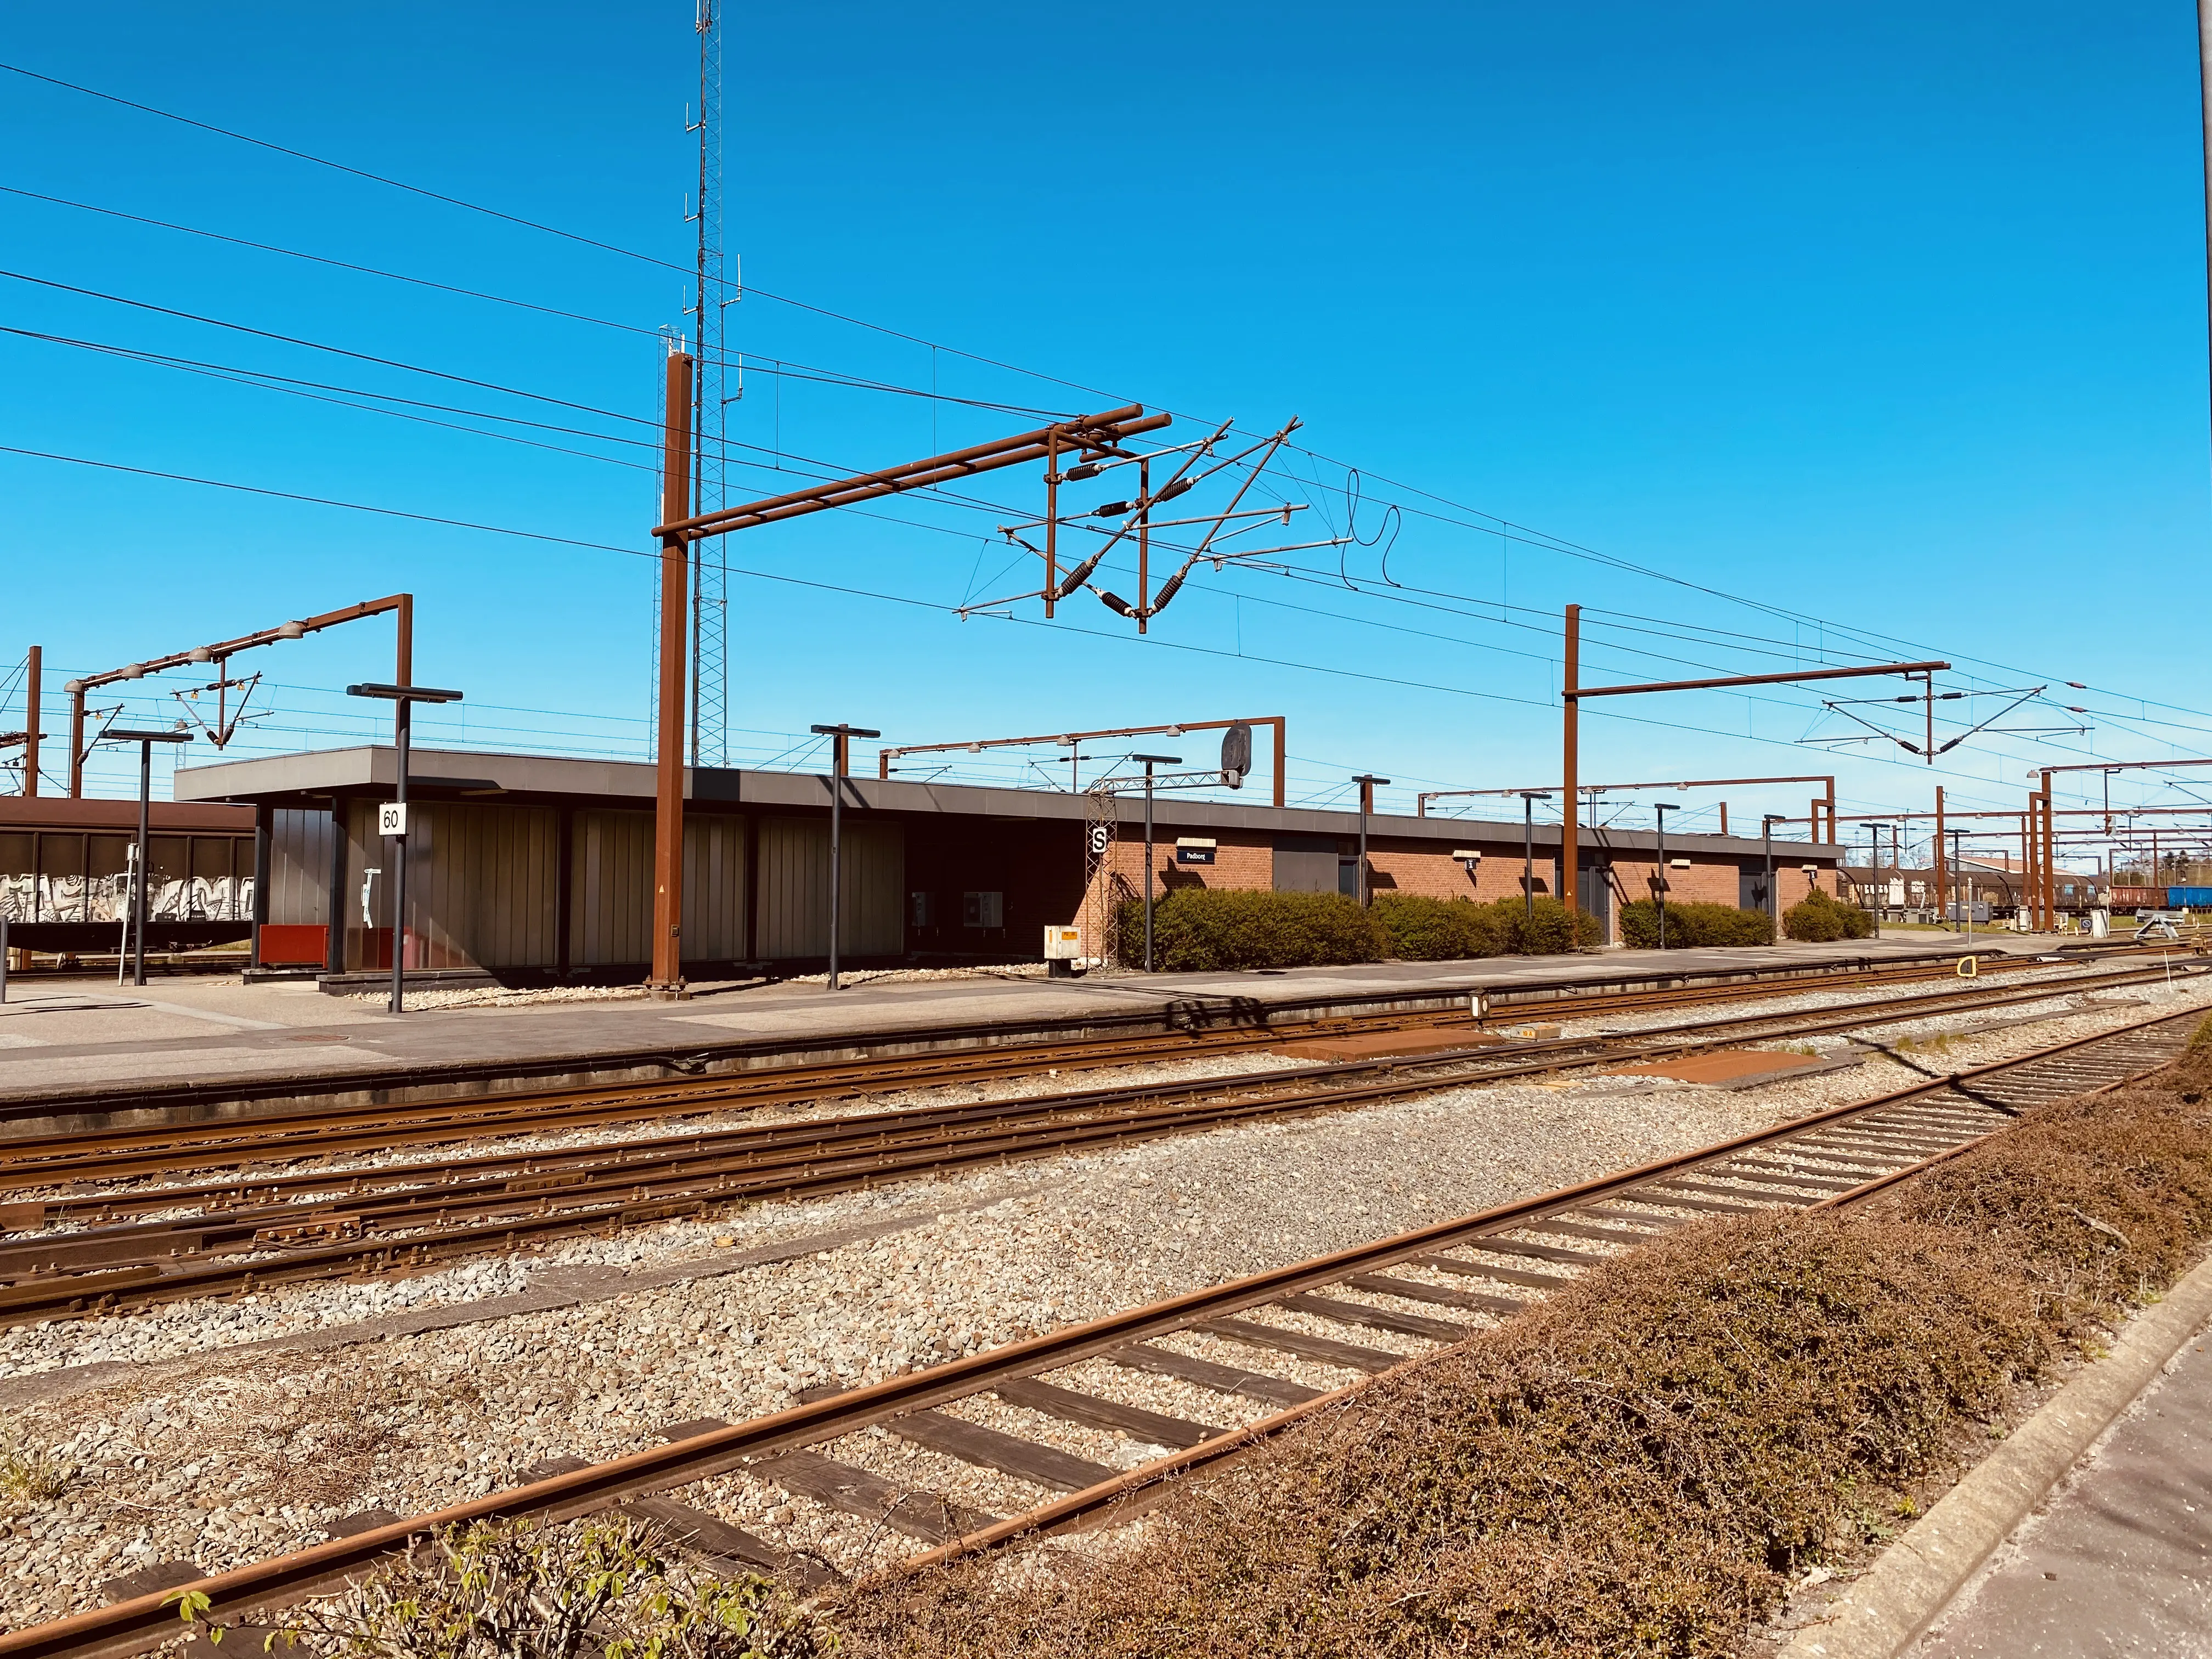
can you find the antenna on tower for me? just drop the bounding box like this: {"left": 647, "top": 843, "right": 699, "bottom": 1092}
{"left": 686, "top": 0, "right": 729, "bottom": 768}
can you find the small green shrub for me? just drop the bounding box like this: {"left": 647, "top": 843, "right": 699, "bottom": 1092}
{"left": 1372, "top": 893, "right": 1508, "bottom": 960}
{"left": 1494, "top": 894, "right": 1605, "bottom": 955}
{"left": 1617, "top": 899, "right": 1775, "bottom": 949}
{"left": 1783, "top": 887, "right": 1877, "bottom": 942}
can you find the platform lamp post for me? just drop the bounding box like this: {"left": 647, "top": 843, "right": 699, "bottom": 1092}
{"left": 1762, "top": 813, "right": 1788, "bottom": 936}
{"left": 1518, "top": 791, "right": 1552, "bottom": 922}
{"left": 1351, "top": 775, "right": 1391, "bottom": 907}
{"left": 1131, "top": 753, "right": 1182, "bottom": 971}
{"left": 1949, "top": 828, "right": 1970, "bottom": 943}
{"left": 99, "top": 726, "right": 192, "bottom": 988}
{"left": 346, "top": 681, "right": 464, "bottom": 1014}
{"left": 1652, "top": 802, "right": 1679, "bottom": 950}
{"left": 1864, "top": 823, "right": 1891, "bottom": 930}
{"left": 810, "top": 723, "right": 881, "bottom": 992}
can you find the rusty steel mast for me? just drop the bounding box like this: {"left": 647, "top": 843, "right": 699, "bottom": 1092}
{"left": 687, "top": 0, "right": 729, "bottom": 767}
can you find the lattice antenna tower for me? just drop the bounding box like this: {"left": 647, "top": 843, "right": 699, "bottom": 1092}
{"left": 686, "top": 0, "right": 729, "bottom": 766}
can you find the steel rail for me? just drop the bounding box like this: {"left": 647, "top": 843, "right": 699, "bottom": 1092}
{"left": 1, "top": 964, "right": 2194, "bottom": 1321}
{"left": 7, "top": 955, "right": 2147, "bottom": 1204}
{"left": 9, "top": 1004, "right": 2201, "bottom": 1659}
{"left": 0, "top": 953, "right": 2084, "bottom": 1185}
{"left": 0, "top": 949, "right": 2078, "bottom": 1158}
{"left": 3, "top": 966, "right": 2186, "bottom": 1274}
{"left": 13, "top": 957, "right": 2176, "bottom": 1232}
{"left": 879, "top": 1007, "right": 2206, "bottom": 1577}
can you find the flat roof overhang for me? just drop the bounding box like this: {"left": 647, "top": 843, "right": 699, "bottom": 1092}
{"left": 0, "top": 798, "right": 253, "bottom": 834}
{"left": 173, "top": 745, "right": 1842, "bottom": 861}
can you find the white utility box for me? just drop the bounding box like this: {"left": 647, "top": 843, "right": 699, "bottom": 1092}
{"left": 1042, "top": 924, "right": 1083, "bottom": 960}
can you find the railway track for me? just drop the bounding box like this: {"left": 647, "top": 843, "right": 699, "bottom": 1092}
{"left": 6, "top": 1001, "right": 2197, "bottom": 1659}
{"left": 3, "top": 950, "right": 2091, "bottom": 1172}
{"left": 0, "top": 960, "right": 2196, "bottom": 1326}
{"left": 0, "top": 955, "right": 2144, "bottom": 1192}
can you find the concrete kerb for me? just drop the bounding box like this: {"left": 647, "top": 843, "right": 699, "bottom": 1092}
{"left": 1779, "top": 1248, "right": 2212, "bottom": 1658}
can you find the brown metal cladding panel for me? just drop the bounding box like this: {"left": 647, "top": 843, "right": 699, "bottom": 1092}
{"left": 346, "top": 800, "right": 559, "bottom": 970}
{"left": 758, "top": 817, "right": 903, "bottom": 958}
{"left": 681, "top": 812, "right": 747, "bottom": 961}
{"left": 412, "top": 802, "right": 558, "bottom": 969}
{"left": 842, "top": 820, "right": 904, "bottom": 955}
{"left": 268, "top": 808, "right": 334, "bottom": 927}
{"left": 757, "top": 816, "right": 823, "bottom": 959}
{"left": 572, "top": 809, "right": 652, "bottom": 967}
{"left": 341, "top": 799, "right": 375, "bottom": 970}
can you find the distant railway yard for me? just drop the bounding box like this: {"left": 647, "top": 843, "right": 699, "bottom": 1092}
{"left": 1, "top": 942, "right": 2207, "bottom": 1650}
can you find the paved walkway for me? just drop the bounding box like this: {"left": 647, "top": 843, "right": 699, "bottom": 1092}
{"left": 1910, "top": 1314, "right": 2212, "bottom": 1658}
{"left": 0, "top": 933, "right": 2051, "bottom": 1103}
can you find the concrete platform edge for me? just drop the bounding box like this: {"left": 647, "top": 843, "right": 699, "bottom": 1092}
{"left": 1779, "top": 1246, "right": 2212, "bottom": 1658}
{"left": 0, "top": 945, "right": 2002, "bottom": 1137}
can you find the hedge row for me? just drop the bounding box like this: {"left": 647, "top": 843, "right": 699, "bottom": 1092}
{"left": 1617, "top": 897, "right": 1776, "bottom": 948}
{"left": 1109, "top": 889, "right": 1604, "bottom": 972}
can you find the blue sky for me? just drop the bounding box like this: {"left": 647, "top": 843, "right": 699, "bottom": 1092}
{"left": 2, "top": 2, "right": 2208, "bottom": 861}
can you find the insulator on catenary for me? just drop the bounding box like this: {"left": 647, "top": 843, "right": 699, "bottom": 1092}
{"left": 1155, "top": 477, "right": 1192, "bottom": 502}
{"left": 1053, "top": 551, "right": 1106, "bottom": 597}
{"left": 1089, "top": 500, "right": 1132, "bottom": 517}
{"left": 1097, "top": 590, "right": 1136, "bottom": 617}
{"left": 1147, "top": 566, "right": 1190, "bottom": 614}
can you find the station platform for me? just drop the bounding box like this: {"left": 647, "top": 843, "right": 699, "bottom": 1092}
{"left": 0, "top": 933, "right": 2075, "bottom": 1126}
{"left": 1909, "top": 1315, "right": 2212, "bottom": 1656}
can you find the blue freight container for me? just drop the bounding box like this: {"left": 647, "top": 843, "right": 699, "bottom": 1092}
{"left": 2167, "top": 887, "right": 2212, "bottom": 908}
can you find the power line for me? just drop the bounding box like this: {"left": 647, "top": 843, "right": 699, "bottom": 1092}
{"left": 0, "top": 438, "right": 1980, "bottom": 792}
{"left": 0, "top": 59, "right": 1121, "bottom": 403}
{"left": 14, "top": 54, "right": 2209, "bottom": 738}
{"left": 0, "top": 437, "right": 2148, "bottom": 818}
{"left": 0, "top": 185, "right": 1076, "bottom": 417}
{"left": 0, "top": 267, "right": 662, "bottom": 428}
{"left": 13, "top": 63, "right": 2205, "bottom": 778}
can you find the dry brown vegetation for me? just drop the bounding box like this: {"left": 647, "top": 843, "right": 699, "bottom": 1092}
{"left": 826, "top": 1018, "right": 2212, "bottom": 1658}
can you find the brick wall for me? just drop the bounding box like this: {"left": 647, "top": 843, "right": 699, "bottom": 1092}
{"left": 1367, "top": 838, "right": 1513, "bottom": 902}
{"left": 1059, "top": 815, "right": 1838, "bottom": 958}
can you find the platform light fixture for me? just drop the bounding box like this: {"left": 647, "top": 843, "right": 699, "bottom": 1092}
{"left": 1131, "top": 753, "right": 1183, "bottom": 970}
{"left": 1351, "top": 775, "right": 1391, "bottom": 909}
{"left": 1761, "top": 812, "right": 1789, "bottom": 931}
{"left": 95, "top": 725, "right": 192, "bottom": 988}
{"left": 810, "top": 723, "right": 882, "bottom": 991}
{"left": 347, "top": 681, "right": 466, "bottom": 1014}
{"left": 1515, "top": 791, "right": 1552, "bottom": 922}
{"left": 1863, "top": 822, "right": 1892, "bottom": 927}
{"left": 1652, "top": 803, "right": 1679, "bottom": 949}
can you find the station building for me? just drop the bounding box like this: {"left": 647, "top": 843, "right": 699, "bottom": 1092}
{"left": 168, "top": 746, "right": 1847, "bottom": 985}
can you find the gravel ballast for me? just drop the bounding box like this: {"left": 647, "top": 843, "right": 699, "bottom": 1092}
{"left": 0, "top": 972, "right": 2205, "bottom": 1627}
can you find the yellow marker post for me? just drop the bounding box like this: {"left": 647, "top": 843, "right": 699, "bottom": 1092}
{"left": 1956, "top": 956, "right": 1978, "bottom": 979}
